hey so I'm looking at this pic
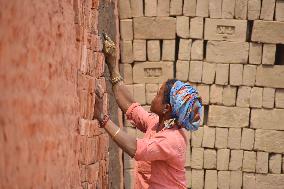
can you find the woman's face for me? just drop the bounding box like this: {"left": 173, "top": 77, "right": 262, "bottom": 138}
{"left": 150, "top": 82, "right": 166, "bottom": 115}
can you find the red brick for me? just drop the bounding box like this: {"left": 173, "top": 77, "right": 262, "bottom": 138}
{"left": 94, "top": 52, "right": 105, "bottom": 77}
{"left": 97, "top": 134, "right": 109, "bottom": 160}
{"left": 85, "top": 138, "right": 98, "bottom": 164}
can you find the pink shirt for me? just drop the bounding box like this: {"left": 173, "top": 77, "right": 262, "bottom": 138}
{"left": 126, "top": 103, "right": 187, "bottom": 189}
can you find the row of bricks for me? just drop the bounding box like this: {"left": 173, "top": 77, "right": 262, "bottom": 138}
{"left": 119, "top": 0, "right": 284, "bottom": 21}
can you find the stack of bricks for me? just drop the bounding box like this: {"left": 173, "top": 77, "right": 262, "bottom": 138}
{"left": 118, "top": 0, "right": 284, "bottom": 188}
{"left": 75, "top": 0, "right": 110, "bottom": 188}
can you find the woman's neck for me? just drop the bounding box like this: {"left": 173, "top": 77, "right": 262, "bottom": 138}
{"left": 157, "top": 113, "right": 173, "bottom": 132}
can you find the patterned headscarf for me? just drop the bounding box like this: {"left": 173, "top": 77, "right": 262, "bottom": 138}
{"left": 169, "top": 81, "right": 203, "bottom": 131}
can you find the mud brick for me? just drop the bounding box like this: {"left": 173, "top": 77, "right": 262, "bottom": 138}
{"left": 191, "top": 147, "right": 204, "bottom": 169}
{"left": 191, "top": 40, "right": 204, "bottom": 60}
{"left": 255, "top": 174, "right": 284, "bottom": 189}
{"left": 215, "top": 64, "right": 229, "bottom": 85}
{"left": 192, "top": 169, "right": 204, "bottom": 189}
{"left": 240, "top": 128, "right": 254, "bottom": 150}
{"left": 236, "top": 86, "right": 251, "bottom": 107}
{"left": 269, "top": 154, "right": 282, "bottom": 174}
{"left": 204, "top": 19, "right": 247, "bottom": 42}
{"left": 228, "top": 128, "right": 241, "bottom": 150}
{"left": 81, "top": 45, "right": 88, "bottom": 74}
{"left": 215, "top": 128, "right": 228, "bottom": 149}
{"left": 202, "top": 126, "right": 215, "bottom": 148}
{"left": 189, "top": 61, "right": 203, "bottom": 83}
{"left": 185, "top": 134, "right": 192, "bottom": 167}
{"left": 185, "top": 168, "right": 192, "bottom": 188}
{"left": 157, "top": 0, "right": 170, "bottom": 16}
{"left": 205, "top": 170, "right": 217, "bottom": 189}
{"left": 133, "top": 61, "right": 173, "bottom": 83}
{"left": 145, "top": 0, "right": 157, "bottom": 16}
{"left": 85, "top": 137, "right": 98, "bottom": 164}
{"left": 250, "top": 87, "right": 263, "bottom": 108}
{"left": 130, "top": 0, "right": 143, "bottom": 17}
{"left": 176, "top": 60, "right": 190, "bottom": 81}
{"left": 275, "top": 89, "right": 284, "bottom": 108}
{"left": 262, "top": 87, "right": 275, "bottom": 109}
{"left": 190, "top": 17, "right": 204, "bottom": 39}
{"left": 124, "top": 169, "right": 134, "bottom": 189}
{"left": 196, "top": 0, "right": 209, "bottom": 17}
{"left": 183, "top": 0, "right": 197, "bottom": 16}
{"left": 230, "top": 171, "right": 242, "bottom": 189}
{"left": 222, "top": 0, "right": 235, "bottom": 18}
{"left": 218, "top": 171, "right": 230, "bottom": 189}
{"left": 146, "top": 83, "right": 159, "bottom": 104}
{"left": 119, "top": 0, "right": 132, "bottom": 19}
{"left": 249, "top": 43, "right": 262, "bottom": 65}
{"left": 197, "top": 84, "right": 209, "bottom": 105}
{"left": 202, "top": 62, "right": 216, "bottom": 84}
{"left": 229, "top": 150, "right": 243, "bottom": 171}
{"left": 217, "top": 149, "right": 230, "bottom": 170}
{"left": 134, "top": 17, "right": 176, "bottom": 39}
{"left": 243, "top": 173, "right": 256, "bottom": 189}
{"left": 248, "top": 0, "right": 261, "bottom": 20}
{"left": 87, "top": 162, "right": 100, "bottom": 184}
{"left": 170, "top": 0, "right": 183, "bottom": 15}
{"left": 133, "top": 40, "right": 146, "bottom": 61}
{"left": 162, "top": 40, "right": 175, "bottom": 61}
{"left": 120, "top": 40, "right": 133, "bottom": 63}
{"left": 210, "top": 85, "right": 223, "bottom": 105}
{"left": 242, "top": 151, "right": 256, "bottom": 172}
{"left": 260, "top": 0, "right": 275, "bottom": 20}
{"left": 176, "top": 16, "right": 190, "bottom": 38}
{"left": 120, "top": 19, "right": 133, "bottom": 40}
{"left": 262, "top": 44, "right": 276, "bottom": 65}
{"left": 276, "top": 0, "right": 284, "bottom": 21}
{"left": 79, "top": 119, "right": 90, "bottom": 136}
{"left": 209, "top": 0, "right": 222, "bottom": 18}
{"left": 192, "top": 127, "right": 204, "bottom": 147}
{"left": 256, "top": 65, "right": 284, "bottom": 88}
{"left": 254, "top": 129, "right": 284, "bottom": 153}
{"left": 178, "top": 39, "right": 192, "bottom": 60}
{"left": 222, "top": 86, "right": 237, "bottom": 107}
{"left": 147, "top": 40, "right": 160, "bottom": 61}
{"left": 229, "top": 64, "right": 243, "bottom": 86}
{"left": 119, "top": 64, "right": 133, "bottom": 84}
{"left": 252, "top": 21, "right": 284, "bottom": 44}
{"left": 204, "top": 149, "right": 217, "bottom": 169}
{"left": 235, "top": 0, "right": 248, "bottom": 19}
{"left": 251, "top": 109, "right": 284, "bottom": 130}
{"left": 133, "top": 84, "right": 146, "bottom": 105}
{"left": 256, "top": 151, "right": 268, "bottom": 173}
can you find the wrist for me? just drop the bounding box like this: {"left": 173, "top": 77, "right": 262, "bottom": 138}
{"left": 98, "top": 114, "right": 110, "bottom": 128}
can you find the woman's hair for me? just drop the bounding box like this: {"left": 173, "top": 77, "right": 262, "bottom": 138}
{"left": 163, "top": 79, "right": 178, "bottom": 104}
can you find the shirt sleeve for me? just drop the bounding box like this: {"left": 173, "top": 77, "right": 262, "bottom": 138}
{"left": 126, "top": 103, "right": 157, "bottom": 133}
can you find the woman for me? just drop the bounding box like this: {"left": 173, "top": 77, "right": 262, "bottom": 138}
{"left": 95, "top": 34, "right": 203, "bottom": 189}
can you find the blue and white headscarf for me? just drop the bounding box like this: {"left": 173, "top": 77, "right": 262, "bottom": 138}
{"left": 170, "top": 81, "right": 203, "bottom": 131}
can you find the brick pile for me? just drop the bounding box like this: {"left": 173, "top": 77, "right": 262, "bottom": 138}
{"left": 118, "top": 0, "right": 284, "bottom": 188}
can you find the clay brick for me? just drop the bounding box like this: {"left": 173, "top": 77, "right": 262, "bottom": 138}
{"left": 133, "top": 61, "right": 174, "bottom": 83}
{"left": 218, "top": 171, "right": 230, "bottom": 189}
{"left": 192, "top": 127, "right": 204, "bottom": 147}
{"left": 204, "top": 19, "right": 248, "bottom": 42}
{"left": 120, "top": 63, "right": 133, "bottom": 84}
{"left": 254, "top": 129, "right": 284, "bottom": 153}
{"left": 189, "top": 17, "right": 204, "bottom": 39}
{"left": 230, "top": 171, "right": 242, "bottom": 189}
{"left": 275, "top": 89, "right": 284, "bottom": 108}
{"left": 192, "top": 169, "right": 204, "bottom": 189}
{"left": 185, "top": 168, "right": 192, "bottom": 188}
{"left": 210, "top": 85, "right": 223, "bottom": 105}
{"left": 196, "top": 0, "right": 209, "bottom": 17}
{"left": 240, "top": 128, "right": 254, "bottom": 150}
{"left": 145, "top": 0, "right": 157, "bottom": 16}
{"left": 269, "top": 154, "right": 282, "bottom": 174}
{"left": 162, "top": 40, "right": 175, "bottom": 61}
{"left": 262, "top": 44, "right": 276, "bottom": 65}
{"left": 217, "top": 149, "right": 230, "bottom": 170}
{"left": 249, "top": 43, "right": 262, "bottom": 64}
{"left": 255, "top": 174, "right": 284, "bottom": 189}
{"left": 216, "top": 64, "right": 229, "bottom": 85}
{"left": 206, "top": 41, "right": 249, "bottom": 63}
{"left": 197, "top": 84, "right": 209, "bottom": 105}
{"left": 178, "top": 39, "right": 192, "bottom": 60}
{"left": 170, "top": 0, "right": 183, "bottom": 15}
{"left": 120, "top": 19, "right": 133, "bottom": 40}
{"left": 235, "top": 0, "right": 248, "bottom": 19}
{"left": 251, "top": 109, "right": 284, "bottom": 130}
{"left": 250, "top": 87, "right": 263, "bottom": 108}
{"left": 157, "top": 0, "right": 170, "bottom": 16}
{"left": 276, "top": 0, "right": 284, "bottom": 21}
{"left": 120, "top": 41, "right": 133, "bottom": 63}
{"left": 191, "top": 40, "right": 204, "bottom": 60}
{"left": 134, "top": 17, "right": 176, "bottom": 39}
{"left": 215, "top": 128, "right": 228, "bottom": 149}
{"left": 209, "top": 0, "right": 222, "bottom": 18}
{"left": 243, "top": 173, "right": 256, "bottom": 189}
{"left": 204, "top": 149, "right": 217, "bottom": 169}
{"left": 222, "top": 0, "right": 235, "bottom": 18}
{"left": 243, "top": 151, "right": 256, "bottom": 172}
{"left": 87, "top": 162, "right": 100, "bottom": 184}
{"left": 252, "top": 21, "right": 284, "bottom": 44}
{"left": 133, "top": 40, "right": 146, "bottom": 61}
{"left": 256, "top": 65, "right": 284, "bottom": 88}
{"left": 189, "top": 61, "right": 202, "bottom": 83}
{"left": 202, "top": 62, "right": 216, "bottom": 84}
{"left": 262, "top": 88, "right": 275, "bottom": 108}
{"left": 222, "top": 86, "right": 237, "bottom": 106}
{"left": 133, "top": 83, "right": 146, "bottom": 105}
{"left": 176, "top": 16, "right": 190, "bottom": 38}
{"left": 119, "top": 0, "right": 132, "bottom": 19}
{"left": 146, "top": 83, "right": 159, "bottom": 104}
{"left": 260, "top": 0, "right": 276, "bottom": 20}
{"left": 147, "top": 40, "right": 160, "bottom": 61}
{"left": 229, "top": 64, "right": 243, "bottom": 86}
{"left": 176, "top": 60, "right": 189, "bottom": 81}
{"left": 185, "top": 135, "right": 192, "bottom": 167}
{"left": 183, "top": 0, "right": 197, "bottom": 16}
{"left": 229, "top": 150, "right": 243, "bottom": 171}
{"left": 208, "top": 105, "right": 250, "bottom": 128}
{"left": 256, "top": 151, "right": 269, "bottom": 173}
{"left": 228, "top": 128, "right": 241, "bottom": 150}
{"left": 205, "top": 170, "right": 217, "bottom": 189}
{"left": 236, "top": 86, "right": 251, "bottom": 107}
{"left": 248, "top": 0, "right": 261, "bottom": 20}
{"left": 124, "top": 169, "right": 134, "bottom": 189}
{"left": 130, "top": 0, "right": 143, "bottom": 17}
{"left": 202, "top": 126, "right": 215, "bottom": 148}
{"left": 191, "top": 147, "right": 204, "bottom": 169}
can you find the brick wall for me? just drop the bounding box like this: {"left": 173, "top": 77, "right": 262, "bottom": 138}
{"left": 0, "top": 0, "right": 119, "bottom": 188}
{"left": 118, "top": 0, "right": 284, "bottom": 188}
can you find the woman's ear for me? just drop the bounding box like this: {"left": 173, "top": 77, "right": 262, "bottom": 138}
{"left": 164, "top": 104, "right": 172, "bottom": 113}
